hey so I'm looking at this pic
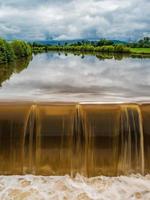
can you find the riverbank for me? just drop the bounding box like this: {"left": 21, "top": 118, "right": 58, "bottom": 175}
{"left": 130, "top": 48, "right": 150, "bottom": 54}
{"left": 32, "top": 45, "right": 131, "bottom": 54}
{"left": 33, "top": 46, "right": 150, "bottom": 57}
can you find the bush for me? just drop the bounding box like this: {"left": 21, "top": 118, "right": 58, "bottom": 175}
{"left": 97, "top": 39, "right": 114, "bottom": 46}
{"left": 0, "top": 38, "right": 32, "bottom": 64}
{"left": 127, "top": 37, "right": 150, "bottom": 48}
{"left": 11, "top": 40, "right": 32, "bottom": 58}
{"left": 114, "top": 45, "right": 130, "bottom": 53}
{"left": 0, "top": 38, "right": 15, "bottom": 64}
{"left": 114, "top": 45, "right": 124, "bottom": 53}
{"left": 32, "top": 43, "right": 131, "bottom": 54}
{"left": 106, "top": 46, "right": 115, "bottom": 52}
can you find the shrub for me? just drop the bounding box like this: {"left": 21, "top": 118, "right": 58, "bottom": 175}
{"left": 11, "top": 40, "right": 32, "bottom": 58}
{"left": 0, "top": 38, "right": 15, "bottom": 64}
{"left": 106, "top": 46, "right": 115, "bottom": 52}
{"left": 114, "top": 45, "right": 130, "bottom": 53}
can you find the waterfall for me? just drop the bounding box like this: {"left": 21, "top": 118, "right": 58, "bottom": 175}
{"left": 0, "top": 103, "right": 149, "bottom": 176}
{"left": 118, "top": 105, "right": 144, "bottom": 175}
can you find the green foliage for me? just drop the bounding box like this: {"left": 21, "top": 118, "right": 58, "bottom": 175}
{"left": 96, "top": 46, "right": 115, "bottom": 52}
{"left": 31, "top": 38, "right": 150, "bottom": 55}
{"left": 33, "top": 44, "right": 130, "bottom": 54}
{"left": 130, "top": 48, "right": 150, "bottom": 54}
{"left": 0, "top": 38, "right": 15, "bottom": 64}
{"left": 113, "top": 45, "right": 130, "bottom": 53}
{"left": 11, "top": 40, "right": 32, "bottom": 58}
{"left": 32, "top": 39, "right": 131, "bottom": 54}
{"left": 128, "top": 37, "right": 150, "bottom": 48}
{"left": 5, "top": 42, "right": 15, "bottom": 62}
{"left": 97, "top": 39, "right": 114, "bottom": 46}
{"left": 0, "top": 38, "right": 32, "bottom": 64}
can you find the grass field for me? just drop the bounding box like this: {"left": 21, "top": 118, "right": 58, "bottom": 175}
{"left": 131, "top": 48, "right": 150, "bottom": 54}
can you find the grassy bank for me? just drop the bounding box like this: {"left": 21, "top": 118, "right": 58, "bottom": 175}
{"left": 130, "top": 48, "right": 150, "bottom": 54}
{"left": 33, "top": 44, "right": 131, "bottom": 54}
{"left": 33, "top": 46, "right": 150, "bottom": 58}
{"left": 0, "top": 38, "right": 32, "bottom": 64}
{"left": 32, "top": 38, "right": 150, "bottom": 56}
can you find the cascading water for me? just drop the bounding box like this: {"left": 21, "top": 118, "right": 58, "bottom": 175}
{"left": 118, "top": 105, "right": 144, "bottom": 175}
{"left": 0, "top": 103, "right": 149, "bottom": 177}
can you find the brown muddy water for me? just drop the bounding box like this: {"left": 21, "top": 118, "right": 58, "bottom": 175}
{"left": 0, "top": 103, "right": 150, "bottom": 177}
{"left": 0, "top": 52, "right": 150, "bottom": 199}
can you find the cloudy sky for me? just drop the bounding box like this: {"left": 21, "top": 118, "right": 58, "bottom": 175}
{"left": 0, "top": 0, "right": 150, "bottom": 41}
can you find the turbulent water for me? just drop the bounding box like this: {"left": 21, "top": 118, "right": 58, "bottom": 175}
{"left": 0, "top": 174, "right": 150, "bottom": 200}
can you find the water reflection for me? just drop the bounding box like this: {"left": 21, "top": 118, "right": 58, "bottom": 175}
{"left": 0, "top": 52, "right": 150, "bottom": 102}
{"left": 0, "top": 57, "right": 32, "bottom": 87}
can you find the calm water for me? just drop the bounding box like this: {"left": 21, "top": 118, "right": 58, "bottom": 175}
{"left": 0, "top": 52, "right": 150, "bottom": 102}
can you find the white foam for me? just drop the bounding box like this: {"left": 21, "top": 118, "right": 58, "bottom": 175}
{"left": 0, "top": 174, "right": 150, "bottom": 200}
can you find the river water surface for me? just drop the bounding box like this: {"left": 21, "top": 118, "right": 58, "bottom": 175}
{"left": 0, "top": 52, "right": 150, "bottom": 102}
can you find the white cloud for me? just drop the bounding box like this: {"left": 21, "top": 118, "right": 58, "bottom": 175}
{"left": 0, "top": 0, "right": 149, "bottom": 40}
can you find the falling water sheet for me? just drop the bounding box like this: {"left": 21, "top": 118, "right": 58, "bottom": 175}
{"left": 0, "top": 103, "right": 150, "bottom": 176}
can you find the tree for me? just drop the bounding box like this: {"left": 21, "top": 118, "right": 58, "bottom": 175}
{"left": 97, "top": 39, "right": 114, "bottom": 46}
{"left": 11, "top": 40, "right": 32, "bottom": 58}
{"left": 0, "top": 38, "right": 15, "bottom": 64}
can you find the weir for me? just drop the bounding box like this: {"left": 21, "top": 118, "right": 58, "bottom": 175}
{"left": 0, "top": 103, "right": 149, "bottom": 177}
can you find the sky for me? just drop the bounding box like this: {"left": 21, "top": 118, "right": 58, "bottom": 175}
{"left": 0, "top": 0, "right": 150, "bottom": 41}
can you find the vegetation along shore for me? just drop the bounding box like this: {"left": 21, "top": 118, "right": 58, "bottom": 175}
{"left": 0, "top": 38, "right": 32, "bottom": 64}
{"left": 32, "top": 37, "right": 150, "bottom": 56}
{"left": 0, "top": 37, "right": 150, "bottom": 64}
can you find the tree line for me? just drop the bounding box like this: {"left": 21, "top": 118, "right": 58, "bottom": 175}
{"left": 127, "top": 37, "right": 150, "bottom": 48}
{"left": 32, "top": 37, "right": 150, "bottom": 54}
{"left": 0, "top": 38, "right": 32, "bottom": 64}
{"left": 1, "top": 37, "right": 148, "bottom": 63}
{"left": 32, "top": 39, "right": 131, "bottom": 54}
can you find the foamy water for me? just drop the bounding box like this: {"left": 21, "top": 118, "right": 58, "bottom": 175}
{"left": 0, "top": 174, "right": 150, "bottom": 200}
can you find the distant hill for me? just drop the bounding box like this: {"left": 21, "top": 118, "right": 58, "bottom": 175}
{"left": 29, "top": 39, "right": 127, "bottom": 46}
{"left": 112, "top": 40, "right": 127, "bottom": 44}
{"left": 29, "top": 39, "right": 87, "bottom": 46}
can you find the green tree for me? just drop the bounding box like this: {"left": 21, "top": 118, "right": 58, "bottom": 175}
{"left": 0, "top": 38, "right": 15, "bottom": 64}
{"left": 11, "top": 40, "right": 32, "bottom": 58}
{"left": 97, "top": 39, "right": 114, "bottom": 46}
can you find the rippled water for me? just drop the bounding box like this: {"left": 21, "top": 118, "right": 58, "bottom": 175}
{"left": 0, "top": 52, "right": 150, "bottom": 102}
{"left": 0, "top": 175, "right": 150, "bottom": 200}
